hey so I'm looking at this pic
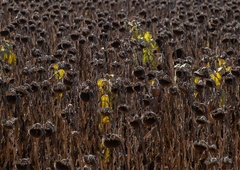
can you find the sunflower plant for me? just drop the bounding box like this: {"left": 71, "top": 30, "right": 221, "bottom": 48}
{"left": 0, "top": 39, "right": 17, "bottom": 66}
{"left": 129, "top": 21, "right": 158, "bottom": 68}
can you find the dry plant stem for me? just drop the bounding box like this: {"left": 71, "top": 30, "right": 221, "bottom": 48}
{"left": 126, "top": 130, "right": 131, "bottom": 170}
{"left": 33, "top": 139, "right": 40, "bottom": 169}
{"left": 120, "top": 143, "right": 129, "bottom": 170}
{"left": 3, "top": 130, "right": 10, "bottom": 168}
{"left": 137, "top": 124, "right": 147, "bottom": 159}
{"left": 62, "top": 120, "right": 67, "bottom": 158}
{"left": 45, "top": 137, "right": 51, "bottom": 167}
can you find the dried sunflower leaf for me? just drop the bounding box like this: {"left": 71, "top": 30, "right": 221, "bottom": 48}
{"left": 54, "top": 69, "right": 65, "bottom": 80}
{"left": 101, "top": 94, "right": 109, "bottom": 108}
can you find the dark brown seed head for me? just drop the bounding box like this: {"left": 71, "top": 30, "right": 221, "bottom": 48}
{"left": 29, "top": 123, "right": 44, "bottom": 138}
{"left": 83, "top": 155, "right": 97, "bottom": 166}
{"left": 98, "top": 107, "right": 113, "bottom": 116}
{"left": 102, "top": 134, "right": 121, "bottom": 148}
{"left": 205, "top": 157, "right": 219, "bottom": 167}
{"left": 111, "top": 39, "right": 121, "bottom": 48}
{"left": 195, "top": 79, "right": 205, "bottom": 92}
{"left": 206, "top": 78, "right": 216, "bottom": 88}
{"left": 20, "top": 36, "right": 29, "bottom": 43}
{"left": 129, "top": 115, "right": 141, "bottom": 128}
{"left": 80, "top": 87, "right": 92, "bottom": 102}
{"left": 63, "top": 76, "right": 74, "bottom": 87}
{"left": 124, "top": 81, "right": 134, "bottom": 94}
{"left": 30, "top": 81, "right": 40, "bottom": 93}
{"left": 159, "top": 75, "right": 172, "bottom": 87}
{"left": 53, "top": 82, "right": 66, "bottom": 93}
{"left": 192, "top": 102, "right": 207, "bottom": 116}
{"left": 0, "top": 28, "right": 10, "bottom": 37}
{"left": 44, "top": 121, "right": 55, "bottom": 137}
{"left": 2, "top": 119, "right": 14, "bottom": 129}
{"left": 194, "top": 67, "right": 209, "bottom": 78}
{"left": 169, "top": 86, "right": 178, "bottom": 95}
{"left": 193, "top": 140, "right": 208, "bottom": 153}
{"left": 224, "top": 74, "right": 235, "bottom": 85}
{"left": 6, "top": 88, "right": 17, "bottom": 104}
{"left": 41, "top": 80, "right": 51, "bottom": 91}
{"left": 60, "top": 40, "right": 72, "bottom": 49}
{"left": 143, "top": 94, "right": 153, "bottom": 107}
{"left": 210, "top": 108, "right": 225, "bottom": 120}
{"left": 173, "top": 27, "right": 185, "bottom": 36}
{"left": 231, "top": 66, "right": 240, "bottom": 77}
{"left": 196, "top": 116, "right": 209, "bottom": 125}
{"left": 118, "top": 104, "right": 129, "bottom": 113}
{"left": 133, "top": 82, "right": 144, "bottom": 92}
{"left": 15, "top": 158, "right": 31, "bottom": 170}
{"left": 53, "top": 49, "right": 64, "bottom": 59}
{"left": 54, "top": 159, "right": 71, "bottom": 170}
{"left": 142, "top": 111, "right": 157, "bottom": 126}
{"left": 178, "top": 81, "right": 191, "bottom": 93}
{"left": 133, "top": 66, "right": 145, "bottom": 78}
{"left": 208, "top": 144, "right": 218, "bottom": 154}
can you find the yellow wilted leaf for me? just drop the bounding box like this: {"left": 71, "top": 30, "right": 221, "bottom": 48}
{"left": 101, "top": 94, "right": 109, "bottom": 108}
{"left": 51, "top": 63, "right": 59, "bottom": 70}
{"left": 137, "top": 34, "right": 143, "bottom": 40}
{"left": 143, "top": 48, "right": 153, "bottom": 64}
{"left": 215, "top": 72, "right": 221, "bottom": 79}
{"left": 144, "top": 31, "right": 152, "bottom": 42}
{"left": 97, "top": 78, "right": 108, "bottom": 94}
{"left": 8, "top": 52, "right": 16, "bottom": 65}
{"left": 218, "top": 59, "right": 226, "bottom": 67}
{"left": 102, "top": 116, "right": 110, "bottom": 124}
{"left": 150, "top": 41, "right": 158, "bottom": 50}
{"left": 149, "top": 79, "right": 155, "bottom": 85}
{"left": 210, "top": 73, "right": 221, "bottom": 87}
{"left": 59, "top": 93, "right": 63, "bottom": 98}
{"left": 226, "top": 66, "right": 231, "bottom": 72}
{"left": 131, "top": 27, "right": 139, "bottom": 40}
{"left": 220, "top": 98, "right": 224, "bottom": 107}
{"left": 98, "top": 123, "right": 103, "bottom": 131}
{"left": 207, "top": 62, "right": 210, "bottom": 67}
{"left": 207, "top": 41, "right": 210, "bottom": 48}
{"left": 97, "top": 78, "right": 108, "bottom": 87}
{"left": 3, "top": 52, "right": 8, "bottom": 61}
{"left": 194, "top": 92, "right": 198, "bottom": 98}
{"left": 194, "top": 77, "right": 200, "bottom": 84}
{"left": 54, "top": 69, "right": 65, "bottom": 80}
{"left": 103, "top": 148, "right": 110, "bottom": 164}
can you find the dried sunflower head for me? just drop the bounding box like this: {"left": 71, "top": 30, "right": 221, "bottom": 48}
{"left": 142, "top": 111, "right": 157, "bottom": 126}
{"left": 15, "top": 158, "right": 31, "bottom": 170}
{"left": 54, "top": 159, "right": 71, "bottom": 170}
{"left": 102, "top": 133, "right": 122, "bottom": 148}
{"left": 29, "top": 123, "right": 44, "bottom": 138}
{"left": 193, "top": 140, "right": 208, "bottom": 153}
